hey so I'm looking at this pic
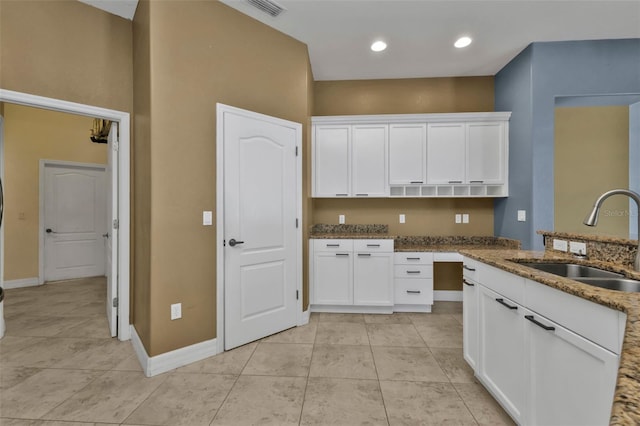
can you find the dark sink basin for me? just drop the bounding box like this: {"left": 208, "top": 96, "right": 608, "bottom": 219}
{"left": 518, "top": 262, "right": 623, "bottom": 279}
{"left": 574, "top": 277, "right": 640, "bottom": 293}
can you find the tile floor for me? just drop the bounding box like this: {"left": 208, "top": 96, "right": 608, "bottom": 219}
{"left": 0, "top": 277, "right": 514, "bottom": 425}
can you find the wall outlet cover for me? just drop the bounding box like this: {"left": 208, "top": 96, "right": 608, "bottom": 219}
{"left": 462, "top": 214, "right": 469, "bottom": 224}
{"left": 170, "top": 303, "right": 182, "bottom": 320}
{"left": 552, "top": 239, "right": 568, "bottom": 252}
{"left": 455, "top": 214, "right": 462, "bottom": 224}
{"left": 338, "top": 214, "right": 345, "bottom": 224}
{"left": 517, "top": 210, "right": 526, "bottom": 222}
{"left": 203, "top": 211, "right": 213, "bottom": 226}
{"left": 399, "top": 214, "right": 406, "bottom": 224}
{"left": 569, "top": 241, "right": 587, "bottom": 255}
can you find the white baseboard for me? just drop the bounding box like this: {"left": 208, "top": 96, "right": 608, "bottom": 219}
{"left": 3, "top": 277, "right": 40, "bottom": 289}
{"left": 130, "top": 325, "right": 220, "bottom": 377}
{"left": 300, "top": 309, "right": 310, "bottom": 325}
{"left": 434, "top": 290, "right": 463, "bottom": 302}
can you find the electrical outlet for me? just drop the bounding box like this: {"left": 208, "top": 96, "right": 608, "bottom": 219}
{"left": 569, "top": 241, "right": 587, "bottom": 255}
{"left": 203, "top": 211, "right": 213, "bottom": 226}
{"left": 339, "top": 214, "right": 345, "bottom": 224}
{"left": 399, "top": 214, "right": 406, "bottom": 224}
{"left": 455, "top": 214, "right": 462, "bottom": 224}
{"left": 462, "top": 214, "right": 469, "bottom": 224}
{"left": 553, "top": 239, "right": 568, "bottom": 252}
{"left": 171, "top": 303, "right": 182, "bottom": 320}
{"left": 517, "top": 210, "right": 526, "bottom": 222}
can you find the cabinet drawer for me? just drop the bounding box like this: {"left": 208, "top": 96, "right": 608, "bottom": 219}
{"left": 394, "top": 265, "right": 433, "bottom": 279}
{"left": 313, "top": 239, "right": 354, "bottom": 252}
{"left": 394, "top": 252, "right": 433, "bottom": 264}
{"left": 462, "top": 257, "right": 480, "bottom": 282}
{"left": 480, "top": 263, "right": 525, "bottom": 305}
{"left": 394, "top": 278, "right": 433, "bottom": 304}
{"left": 353, "top": 239, "right": 393, "bottom": 252}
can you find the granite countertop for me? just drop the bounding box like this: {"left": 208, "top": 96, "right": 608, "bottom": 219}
{"left": 459, "top": 249, "right": 640, "bottom": 425}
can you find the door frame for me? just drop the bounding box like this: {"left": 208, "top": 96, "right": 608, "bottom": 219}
{"left": 0, "top": 89, "right": 131, "bottom": 341}
{"left": 39, "top": 159, "right": 107, "bottom": 283}
{"left": 215, "top": 103, "right": 303, "bottom": 353}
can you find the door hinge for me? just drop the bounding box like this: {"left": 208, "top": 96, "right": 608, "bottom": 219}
{"left": 295, "top": 146, "right": 299, "bottom": 156}
{"left": 112, "top": 297, "right": 118, "bottom": 308}
{"left": 296, "top": 218, "right": 299, "bottom": 228}
{"left": 113, "top": 140, "right": 119, "bottom": 152}
{"left": 113, "top": 219, "right": 119, "bottom": 229}
{"left": 296, "top": 290, "right": 299, "bottom": 300}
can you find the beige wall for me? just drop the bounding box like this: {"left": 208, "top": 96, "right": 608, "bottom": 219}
{"left": 3, "top": 104, "right": 107, "bottom": 281}
{"left": 555, "top": 106, "right": 629, "bottom": 238}
{"left": 134, "top": 0, "right": 312, "bottom": 356}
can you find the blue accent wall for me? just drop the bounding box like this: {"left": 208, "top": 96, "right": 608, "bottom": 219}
{"left": 630, "top": 102, "right": 640, "bottom": 240}
{"left": 495, "top": 39, "right": 640, "bottom": 249}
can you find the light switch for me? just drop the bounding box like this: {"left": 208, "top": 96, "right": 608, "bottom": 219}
{"left": 203, "top": 211, "right": 213, "bottom": 226}
{"left": 517, "top": 210, "right": 526, "bottom": 222}
{"left": 339, "top": 214, "right": 345, "bottom": 224}
{"left": 455, "top": 214, "right": 462, "bottom": 224}
{"left": 462, "top": 214, "right": 469, "bottom": 224}
{"left": 399, "top": 214, "right": 406, "bottom": 224}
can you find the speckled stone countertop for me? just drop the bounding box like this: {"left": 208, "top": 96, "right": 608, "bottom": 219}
{"left": 459, "top": 249, "right": 640, "bottom": 425}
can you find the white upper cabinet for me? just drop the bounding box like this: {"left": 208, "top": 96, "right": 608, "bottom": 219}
{"left": 467, "top": 122, "right": 506, "bottom": 184}
{"left": 312, "top": 112, "right": 510, "bottom": 198}
{"left": 313, "top": 125, "right": 350, "bottom": 197}
{"left": 426, "top": 123, "right": 466, "bottom": 184}
{"left": 352, "top": 125, "right": 388, "bottom": 197}
{"left": 389, "top": 124, "right": 426, "bottom": 185}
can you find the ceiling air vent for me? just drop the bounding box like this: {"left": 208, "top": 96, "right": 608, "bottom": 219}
{"left": 246, "top": 0, "right": 286, "bottom": 17}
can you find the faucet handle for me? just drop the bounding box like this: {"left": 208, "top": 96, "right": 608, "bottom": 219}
{"left": 573, "top": 249, "right": 589, "bottom": 260}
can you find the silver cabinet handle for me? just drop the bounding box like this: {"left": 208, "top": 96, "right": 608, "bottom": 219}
{"left": 410, "top": 181, "right": 423, "bottom": 184}
{"left": 406, "top": 290, "right": 421, "bottom": 294}
{"left": 366, "top": 244, "right": 380, "bottom": 247}
{"left": 336, "top": 253, "right": 349, "bottom": 257}
{"left": 448, "top": 180, "right": 463, "bottom": 184}
{"left": 326, "top": 244, "right": 340, "bottom": 247}
{"left": 336, "top": 193, "right": 348, "bottom": 196}
{"left": 355, "top": 193, "right": 369, "bottom": 196}
{"left": 406, "top": 270, "right": 421, "bottom": 274}
{"left": 406, "top": 257, "right": 421, "bottom": 260}
{"left": 470, "top": 180, "right": 484, "bottom": 183}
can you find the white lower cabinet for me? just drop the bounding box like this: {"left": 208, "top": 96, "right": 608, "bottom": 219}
{"left": 393, "top": 252, "right": 434, "bottom": 312}
{"left": 478, "top": 285, "right": 526, "bottom": 424}
{"left": 311, "top": 239, "right": 393, "bottom": 312}
{"left": 463, "top": 257, "right": 625, "bottom": 426}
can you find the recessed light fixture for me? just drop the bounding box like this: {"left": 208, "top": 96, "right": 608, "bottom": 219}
{"left": 371, "top": 40, "right": 387, "bottom": 52}
{"left": 454, "top": 36, "right": 472, "bottom": 48}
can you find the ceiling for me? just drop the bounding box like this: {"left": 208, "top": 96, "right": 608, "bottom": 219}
{"left": 81, "top": 0, "right": 640, "bottom": 81}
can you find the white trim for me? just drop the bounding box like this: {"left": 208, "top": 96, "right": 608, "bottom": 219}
{"left": 216, "top": 103, "right": 303, "bottom": 353}
{"left": 310, "top": 305, "right": 394, "bottom": 314}
{"left": 39, "top": 160, "right": 107, "bottom": 284}
{"left": 130, "top": 325, "right": 220, "bottom": 377}
{"left": 300, "top": 309, "right": 310, "bottom": 326}
{"left": 3, "top": 277, "right": 40, "bottom": 289}
{"left": 434, "top": 290, "right": 463, "bottom": 302}
{"left": 0, "top": 89, "right": 131, "bottom": 341}
{"left": 312, "top": 111, "right": 512, "bottom": 125}
{"left": 393, "top": 304, "right": 432, "bottom": 313}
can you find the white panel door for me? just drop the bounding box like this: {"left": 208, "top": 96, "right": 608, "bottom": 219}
{"left": 389, "top": 123, "right": 426, "bottom": 185}
{"left": 44, "top": 163, "right": 106, "bottom": 282}
{"left": 313, "top": 125, "right": 350, "bottom": 197}
{"left": 351, "top": 124, "right": 388, "bottom": 197}
{"left": 106, "top": 124, "right": 118, "bottom": 337}
{"left": 223, "top": 108, "right": 299, "bottom": 350}
{"left": 467, "top": 122, "right": 505, "bottom": 184}
{"left": 426, "top": 123, "right": 465, "bottom": 184}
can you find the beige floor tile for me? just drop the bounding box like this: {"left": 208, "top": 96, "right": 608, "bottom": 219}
{"left": 408, "top": 312, "right": 458, "bottom": 325}
{"left": 431, "top": 301, "right": 463, "bottom": 315}
{"left": 414, "top": 320, "right": 463, "bottom": 348}
{"left": 454, "top": 382, "right": 515, "bottom": 425}
{"left": 4, "top": 315, "right": 88, "bottom": 338}
{"left": 430, "top": 347, "right": 475, "bottom": 383}
{"left": 300, "top": 377, "right": 387, "bottom": 426}
{"left": 315, "top": 322, "right": 370, "bottom": 345}
{"left": 308, "top": 312, "right": 320, "bottom": 323}
{"left": 111, "top": 354, "right": 144, "bottom": 372}
{"left": 309, "top": 345, "right": 377, "bottom": 379}
{"left": 366, "top": 323, "right": 425, "bottom": 347}
{"left": 0, "top": 338, "right": 90, "bottom": 368}
{"left": 0, "top": 368, "right": 101, "bottom": 419}
{"left": 42, "top": 370, "right": 167, "bottom": 423}
{"left": 380, "top": 380, "right": 477, "bottom": 425}
{"left": 211, "top": 375, "right": 305, "bottom": 425}
{"left": 0, "top": 421, "right": 114, "bottom": 426}
{"left": 124, "top": 373, "right": 236, "bottom": 426}
{"left": 0, "top": 336, "right": 46, "bottom": 359}
{"left": 262, "top": 323, "right": 317, "bottom": 344}
{"left": 176, "top": 342, "right": 257, "bottom": 375}
{"left": 51, "top": 339, "right": 133, "bottom": 370}
{"left": 56, "top": 315, "right": 111, "bottom": 339}
{"left": 0, "top": 366, "right": 41, "bottom": 390}
{"left": 242, "top": 342, "right": 312, "bottom": 377}
{"left": 364, "top": 313, "right": 413, "bottom": 324}
{"left": 372, "top": 346, "right": 448, "bottom": 382}
{"left": 317, "top": 313, "right": 365, "bottom": 323}
{"left": 453, "top": 313, "right": 464, "bottom": 325}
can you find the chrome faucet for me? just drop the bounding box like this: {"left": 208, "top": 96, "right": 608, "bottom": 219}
{"left": 583, "top": 189, "right": 640, "bottom": 271}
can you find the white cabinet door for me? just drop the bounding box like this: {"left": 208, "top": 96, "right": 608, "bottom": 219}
{"left": 478, "top": 285, "right": 526, "bottom": 424}
{"left": 389, "top": 124, "right": 426, "bottom": 185}
{"left": 467, "top": 122, "right": 505, "bottom": 184}
{"left": 353, "top": 252, "right": 393, "bottom": 306}
{"left": 314, "top": 125, "right": 350, "bottom": 197}
{"left": 426, "top": 123, "right": 466, "bottom": 184}
{"left": 525, "top": 308, "right": 619, "bottom": 426}
{"left": 352, "top": 125, "right": 388, "bottom": 197}
{"left": 312, "top": 251, "right": 353, "bottom": 305}
{"left": 462, "top": 277, "right": 478, "bottom": 371}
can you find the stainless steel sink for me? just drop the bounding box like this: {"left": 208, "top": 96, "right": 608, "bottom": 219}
{"left": 518, "top": 262, "right": 623, "bottom": 278}
{"left": 573, "top": 277, "right": 640, "bottom": 292}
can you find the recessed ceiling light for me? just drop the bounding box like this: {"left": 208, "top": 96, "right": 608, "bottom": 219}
{"left": 371, "top": 40, "right": 387, "bottom": 52}
{"left": 454, "top": 36, "right": 472, "bottom": 48}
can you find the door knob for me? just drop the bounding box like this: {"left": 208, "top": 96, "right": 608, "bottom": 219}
{"left": 228, "top": 238, "right": 244, "bottom": 247}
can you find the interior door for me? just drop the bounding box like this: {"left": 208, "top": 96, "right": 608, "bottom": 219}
{"left": 43, "top": 163, "right": 106, "bottom": 282}
{"left": 222, "top": 106, "right": 300, "bottom": 350}
{"left": 106, "top": 123, "right": 118, "bottom": 337}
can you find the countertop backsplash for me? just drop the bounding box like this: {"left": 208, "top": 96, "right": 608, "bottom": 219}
{"left": 539, "top": 230, "right": 638, "bottom": 268}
